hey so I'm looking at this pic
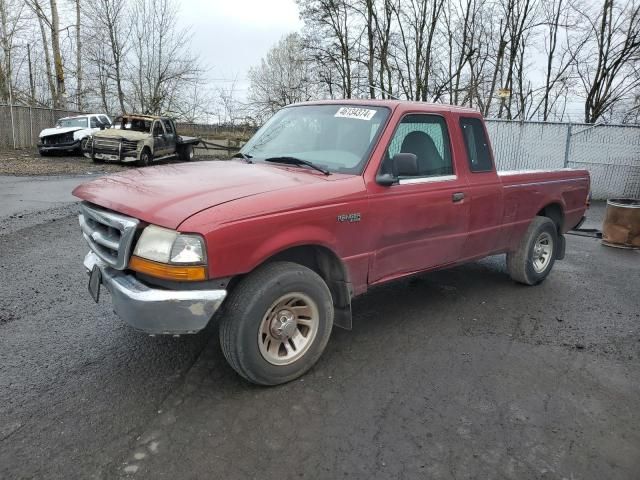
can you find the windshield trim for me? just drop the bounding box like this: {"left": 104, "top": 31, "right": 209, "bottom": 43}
{"left": 241, "top": 103, "right": 393, "bottom": 176}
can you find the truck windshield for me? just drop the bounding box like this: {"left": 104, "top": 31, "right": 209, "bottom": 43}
{"left": 113, "top": 116, "right": 152, "bottom": 133}
{"left": 57, "top": 117, "right": 88, "bottom": 128}
{"left": 240, "top": 104, "right": 390, "bottom": 174}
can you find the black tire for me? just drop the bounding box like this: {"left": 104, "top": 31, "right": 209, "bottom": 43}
{"left": 219, "top": 261, "right": 334, "bottom": 385}
{"left": 91, "top": 156, "right": 104, "bottom": 164}
{"left": 79, "top": 137, "right": 90, "bottom": 155}
{"left": 178, "top": 144, "right": 194, "bottom": 162}
{"left": 137, "top": 148, "right": 152, "bottom": 167}
{"left": 507, "top": 216, "right": 558, "bottom": 285}
{"left": 39, "top": 149, "right": 50, "bottom": 157}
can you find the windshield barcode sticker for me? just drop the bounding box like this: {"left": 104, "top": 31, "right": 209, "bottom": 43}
{"left": 334, "top": 107, "right": 377, "bottom": 121}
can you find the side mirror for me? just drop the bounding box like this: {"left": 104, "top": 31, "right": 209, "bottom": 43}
{"left": 376, "top": 173, "right": 396, "bottom": 187}
{"left": 393, "top": 152, "right": 418, "bottom": 176}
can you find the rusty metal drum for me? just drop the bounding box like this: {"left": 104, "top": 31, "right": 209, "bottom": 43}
{"left": 602, "top": 199, "right": 640, "bottom": 249}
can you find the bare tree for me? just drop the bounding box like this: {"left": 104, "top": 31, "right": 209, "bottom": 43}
{"left": 25, "top": 0, "right": 63, "bottom": 106}
{"left": 247, "top": 33, "right": 316, "bottom": 120}
{"left": 298, "top": 0, "right": 355, "bottom": 98}
{"left": 74, "top": 0, "right": 82, "bottom": 110}
{"left": 130, "top": 0, "right": 203, "bottom": 114}
{"left": 216, "top": 76, "right": 242, "bottom": 125}
{"left": 49, "top": 0, "right": 65, "bottom": 107}
{"left": 576, "top": 0, "right": 640, "bottom": 122}
{"left": 84, "top": 0, "right": 129, "bottom": 113}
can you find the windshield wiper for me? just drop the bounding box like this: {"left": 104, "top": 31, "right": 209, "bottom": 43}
{"left": 232, "top": 152, "right": 253, "bottom": 163}
{"left": 264, "top": 156, "right": 331, "bottom": 176}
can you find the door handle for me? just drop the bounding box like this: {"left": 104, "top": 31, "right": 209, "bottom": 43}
{"left": 452, "top": 192, "right": 465, "bottom": 202}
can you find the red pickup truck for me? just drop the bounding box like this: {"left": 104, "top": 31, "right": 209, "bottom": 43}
{"left": 73, "top": 100, "right": 590, "bottom": 385}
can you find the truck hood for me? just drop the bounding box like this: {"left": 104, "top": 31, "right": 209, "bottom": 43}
{"left": 72, "top": 160, "right": 344, "bottom": 229}
{"left": 93, "top": 129, "right": 150, "bottom": 141}
{"left": 39, "top": 126, "right": 84, "bottom": 138}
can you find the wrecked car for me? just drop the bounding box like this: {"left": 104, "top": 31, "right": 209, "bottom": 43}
{"left": 38, "top": 114, "right": 111, "bottom": 156}
{"left": 84, "top": 114, "right": 201, "bottom": 166}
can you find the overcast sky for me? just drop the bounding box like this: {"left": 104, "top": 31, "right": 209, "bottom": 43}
{"left": 178, "top": 0, "right": 303, "bottom": 100}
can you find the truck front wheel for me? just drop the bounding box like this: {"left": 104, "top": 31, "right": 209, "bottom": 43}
{"left": 219, "top": 261, "right": 334, "bottom": 385}
{"left": 137, "top": 148, "right": 152, "bottom": 167}
{"left": 507, "top": 216, "right": 558, "bottom": 285}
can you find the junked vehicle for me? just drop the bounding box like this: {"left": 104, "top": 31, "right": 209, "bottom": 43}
{"left": 38, "top": 114, "right": 111, "bottom": 156}
{"left": 83, "top": 114, "right": 201, "bottom": 166}
{"left": 73, "top": 100, "right": 590, "bottom": 385}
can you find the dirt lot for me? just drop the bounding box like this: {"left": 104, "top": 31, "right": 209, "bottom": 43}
{"left": 0, "top": 148, "right": 222, "bottom": 176}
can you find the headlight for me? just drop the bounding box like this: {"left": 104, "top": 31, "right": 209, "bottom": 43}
{"left": 130, "top": 225, "right": 207, "bottom": 281}
{"left": 134, "top": 225, "right": 206, "bottom": 264}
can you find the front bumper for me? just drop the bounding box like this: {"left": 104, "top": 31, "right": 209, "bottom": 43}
{"left": 84, "top": 251, "right": 226, "bottom": 334}
{"left": 38, "top": 139, "right": 81, "bottom": 152}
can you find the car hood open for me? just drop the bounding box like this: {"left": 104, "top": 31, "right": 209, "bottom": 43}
{"left": 72, "top": 160, "right": 342, "bottom": 229}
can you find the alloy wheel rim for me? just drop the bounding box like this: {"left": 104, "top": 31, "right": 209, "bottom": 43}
{"left": 532, "top": 232, "right": 553, "bottom": 273}
{"left": 258, "top": 292, "right": 319, "bottom": 366}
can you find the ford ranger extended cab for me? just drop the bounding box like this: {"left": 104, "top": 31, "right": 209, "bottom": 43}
{"left": 73, "top": 100, "right": 590, "bottom": 385}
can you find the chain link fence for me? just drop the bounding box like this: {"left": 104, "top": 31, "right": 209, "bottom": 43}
{"left": 485, "top": 119, "right": 640, "bottom": 200}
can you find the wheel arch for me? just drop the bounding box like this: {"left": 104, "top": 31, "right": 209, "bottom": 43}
{"left": 228, "top": 244, "right": 353, "bottom": 330}
{"left": 536, "top": 202, "right": 564, "bottom": 233}
{"left": 138, "top": 144, "right": 152, "bottom": 160}
{"left": 535, "top": 202, "right": 566, "bottom": 260}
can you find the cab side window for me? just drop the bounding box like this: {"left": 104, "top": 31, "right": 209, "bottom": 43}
{"left": 90, "top": 116, "right": 100, "bottom": 128}
{"left": 384, "top": 114, "right": 453, "bottom": 178}
{"left": 153, "top": 121, "right": 164, "bottom": 136}
{"left": 163, "top": 119, "right": 174, "bottom": 135}
{"left": 460, "top": 117, "right": 493, "bottom": 172}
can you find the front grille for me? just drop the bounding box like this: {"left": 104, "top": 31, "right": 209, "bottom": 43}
{"left": 79, "top": 203, "right": 140, "bottom": 270}
{"left": 42, "top": 132, "right": 74, "bottom": 145}
{"left": 93, "top": 137, "right": 120, "bottom": 152}
{"left": 122, "top": 140, "right": 138, "bottom": 153}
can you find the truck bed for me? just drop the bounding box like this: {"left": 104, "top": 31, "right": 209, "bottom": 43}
{"left": 177, "top": 135, "right": 200, "bottom": 145}
{"left": 498, "top": 167, "right": 590, "bottom": 240}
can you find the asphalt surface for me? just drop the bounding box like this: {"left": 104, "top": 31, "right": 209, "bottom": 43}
{"left": 0, "top": 175, "right": 93, "bottom": 219}
{"left": 0, "top": 178, "right": 639, "bottom": 479}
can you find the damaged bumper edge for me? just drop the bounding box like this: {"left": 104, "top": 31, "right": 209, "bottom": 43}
{"left": 38, "top": 139, "right": 81, "bottom": 152}
{"left": 83, "top": 251, "right": 226, "bottom": 335}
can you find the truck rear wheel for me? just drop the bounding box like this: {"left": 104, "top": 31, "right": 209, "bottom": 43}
{"left": 507, "top": 216, "right": 558, "bottom": 285}
{"left": 219, "top": 261, "right": 334, "bottom": 385}
{"left": 178, "top": 144, "right": 194, "bottom": 162}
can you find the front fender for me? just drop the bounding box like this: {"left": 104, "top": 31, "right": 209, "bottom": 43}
{"left": 207, "top": 222, "right": 341, "bottom": 279}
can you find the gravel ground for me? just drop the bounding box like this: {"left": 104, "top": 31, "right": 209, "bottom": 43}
{"left": 0, "top": 148, "right": 222, "bottom": 176}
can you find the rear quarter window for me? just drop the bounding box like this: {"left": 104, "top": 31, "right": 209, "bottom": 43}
{"left": 460, "top": 117, "right": 493, "bottom": 172}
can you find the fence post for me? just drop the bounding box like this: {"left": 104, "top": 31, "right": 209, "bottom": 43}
{"left": 563, "top": 124, "right": 573, "bottom": 168}
{"left": 29, "top": 107, "right": 33, "bottom": 146}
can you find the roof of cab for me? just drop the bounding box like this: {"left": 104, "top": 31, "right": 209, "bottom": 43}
{"left": 290, "top": 98, "right": 482, "bottom": 116}
{"left": 115, "top": 114, "right": 162, "bottom": 121}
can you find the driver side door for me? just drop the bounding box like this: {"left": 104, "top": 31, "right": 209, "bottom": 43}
{"left": 367, "top": 113, "right": 470, "bottom": 284}
{"left": 152, "top": 120, "right": 167, "bottom": 156}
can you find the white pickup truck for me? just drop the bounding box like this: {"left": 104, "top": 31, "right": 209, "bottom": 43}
{"left": 38, "top": 114, "right": 111, "bottom": 156}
